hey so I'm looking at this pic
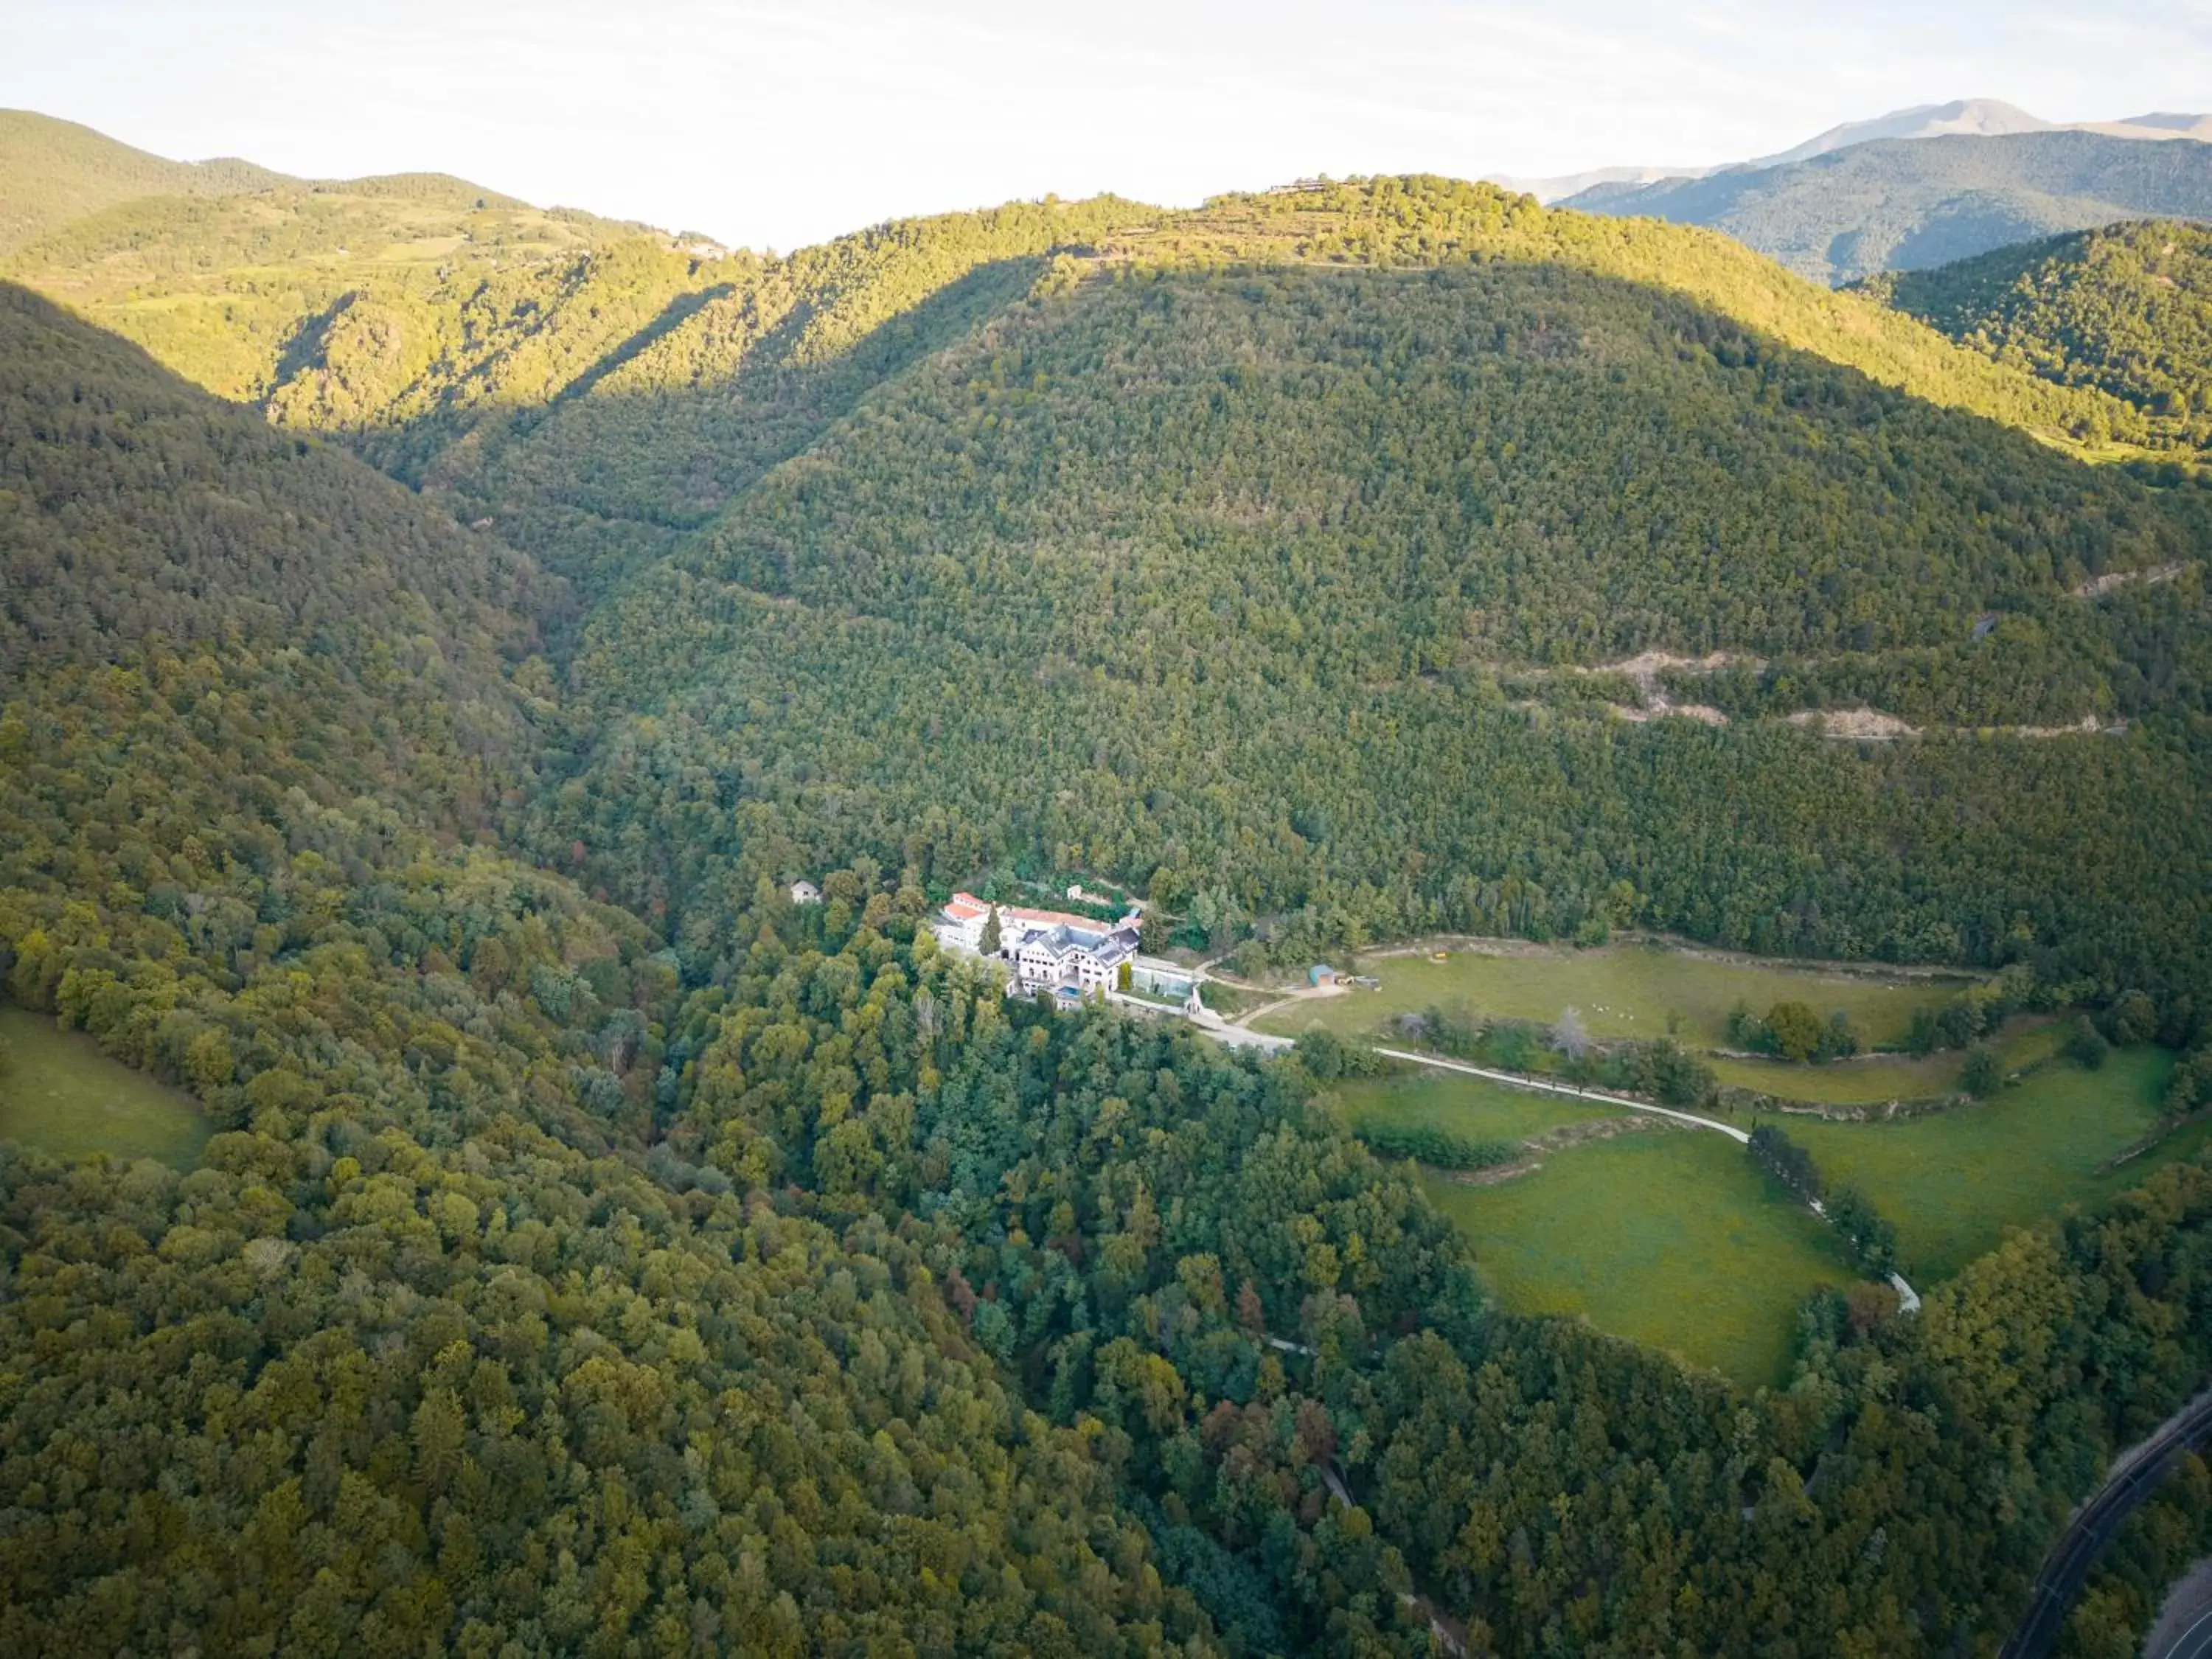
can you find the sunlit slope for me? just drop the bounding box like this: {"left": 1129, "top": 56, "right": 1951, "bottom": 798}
{"left": 0, "top": 108, "right": 282, "bottom": 254}
{"left": 1861, "top": 219, "right": 2212, "bottom": 453}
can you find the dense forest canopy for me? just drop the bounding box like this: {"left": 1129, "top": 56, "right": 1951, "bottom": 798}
{"left": 1566, "top": 130, "right": 2212, "bottom": 285}
{"left": 14, "top": 145, "right": 2200, "bottom": 995}
{"left": 4, "top": 119, "right": 2212, "bottom": 1654}
{"left": 538, "top": 204, "right": 2211, "bottom": 998}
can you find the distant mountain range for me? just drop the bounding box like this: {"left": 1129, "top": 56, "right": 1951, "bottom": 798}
{"left": 1490, "top": 99, "right": 2212, "bottom": 204}
{"left": 1557, "top": 127, "right": 2212, "bottom": 286}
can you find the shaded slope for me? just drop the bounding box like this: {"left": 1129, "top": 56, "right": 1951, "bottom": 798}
{"left": 0, "top": 282, "right": 555, "bottom": 831}
{"left": 1569, "top": 132, "right": 2212, "bottom": 284}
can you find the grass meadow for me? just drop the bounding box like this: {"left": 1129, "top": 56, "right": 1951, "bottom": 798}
{"left": 1330, "top": 1068, "right": 1615, "bottom": 1142}
{"left": 1254, "top": 938, "right": 1966, "bottom": 1052}
{"left": 1422, "top": 1133, "right": 1854, "bottom": 1388}
{"left": 1708, "top": 1016, "right": 2069, "bottom": 1105}
{"left": 1353, "top": 1042, "right": 2207, "bottom": 1386}
{"left": 1787, "top": 1047, "right": 2205, "bottom": 1279}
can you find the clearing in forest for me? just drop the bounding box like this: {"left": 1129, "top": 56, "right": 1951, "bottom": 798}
{"left": 1354, "top": 1045, "right": 2208, "bottom": 1384}
{"left": 0, "top": 1004, "right": 209, "bottom": 1166}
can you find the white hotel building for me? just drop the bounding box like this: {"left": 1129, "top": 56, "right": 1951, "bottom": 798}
{"left": 937, "top": 892, "right": 1142, "bottom": 995}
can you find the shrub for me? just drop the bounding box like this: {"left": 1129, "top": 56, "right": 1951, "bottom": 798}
{"left": 1357, "top": 1121, "right": 1520, "bottom": 1171}
{"left": 2065, "top": 1016, "right": 2111, "bottom": 1071}
{"left": 1960, "top": 1047, "right": 2004, "bottom": 1098}
{"left": 1765, "top": 1001, "right": 1825, "bottom": 1062}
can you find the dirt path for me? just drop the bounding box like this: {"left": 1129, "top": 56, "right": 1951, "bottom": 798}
{"left": 1235, "top": 983, "right": 1347, "bottom": 1027}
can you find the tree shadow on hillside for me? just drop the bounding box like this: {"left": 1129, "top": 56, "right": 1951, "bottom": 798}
{"left": 417, "top": 254, "right": 1055, "bottom": 594}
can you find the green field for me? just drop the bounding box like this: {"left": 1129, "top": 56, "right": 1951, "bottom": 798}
{"left": 1423, "top": 1133, "right": 1854, "bottom": 1388}
{"left": 1256, "top": 939, "right": 1966, "bottom": 1050}
{"left": 0, "top": 1004, "right": 208, "bottom": 1166}
{"left": 1789, "top": 1048, "right": 2206, "bottom": 1279}
{"left": 1331, "top": 1069, "right": 1615, "bottom": 1143}
{"left": 1362, "top": 1037, "right": 2205, "bottom": 1386}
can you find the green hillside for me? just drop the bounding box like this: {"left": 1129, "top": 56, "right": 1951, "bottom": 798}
{"left": 1862, "top": 219, "right": 2212, "bottom": 451}
{"left": 2, "top": 165, "right": 2155, "bottom": 594}
{"left": 444, "top": 175, "right": 2155, "bottom": 594}
{"left": 16, "top": 153, "right": 2191, "bottom": 993}
{"left": 549, "top": 195, "right": 2212, "bottom": 1000}
{"left": 1569, "top": 131, "right": 2212, "bottom": 285}
{"left": 0, "top": 278, "right": 1236, "bottom": 1656}
{"left": 0, "top": 108, "right": 282, "bottom": 254}
{"left": 2, "top": 173, "right": 645, "bottom": 410}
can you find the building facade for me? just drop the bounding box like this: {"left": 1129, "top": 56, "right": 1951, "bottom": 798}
{"left": 937, "top": 892, "right": 1141, "bottom": 995}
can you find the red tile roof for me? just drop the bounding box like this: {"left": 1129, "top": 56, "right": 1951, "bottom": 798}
{"left": 946, "top": 891, "right": 1131, "bottom": 933}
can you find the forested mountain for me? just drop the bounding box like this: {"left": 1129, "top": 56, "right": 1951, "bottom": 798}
{"left": 1566, "top": 131, "right": 2212, "bottom": 285}
{"left": 1861, "top": 219, "right": 2212, "bottom": 451}
{"left": 0, "top": 273, "right": 1229, "bottom": 1657}
{"left": 7, "top": 146, "right": 2205, "bottom": 990}
{"left": 535, "top": 178, "right": 2212, "bottom": 1002}
{"left": 7, "top": 121, "right": 2212, "bottom": 1654}
{"left": 2, "top": 144, "right": 2157, "bottom": 594}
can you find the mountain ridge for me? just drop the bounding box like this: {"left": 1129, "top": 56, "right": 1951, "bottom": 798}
{"left": 1495, "top": 97, "right": 2212, "bottom": 203}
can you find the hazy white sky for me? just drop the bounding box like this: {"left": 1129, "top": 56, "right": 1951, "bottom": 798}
{"left": 7, "top": 0, "right": 2210, "bottom": 249}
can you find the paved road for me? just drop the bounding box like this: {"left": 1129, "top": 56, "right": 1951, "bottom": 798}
{"left": 2001, "top": 1388, "right": 2212, "bottom": 1659}
{"left": 2160, "top": 1600, "right": 2212, "bottom": 1659}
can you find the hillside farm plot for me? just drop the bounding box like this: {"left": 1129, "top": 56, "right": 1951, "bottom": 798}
{"left": 1710, "top": 1016, "right": 2067, "bottom": 1105}
{"left": 1787, "top": 1048, "right": 2206, "bottom": 1279}
{"left": 1254, "top": 939, "right": 1966, "bottom": 1049}
{"left": 0, "top": 1004, "right": 208, "bottom": 1166}
{"left": 1423, "top": 1130, "right": 1857, "bottom": 1388}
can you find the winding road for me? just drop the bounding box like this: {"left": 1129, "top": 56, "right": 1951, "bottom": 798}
{"left": 2000, "top": 1387, "right": 2212, "bottom": 1659}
